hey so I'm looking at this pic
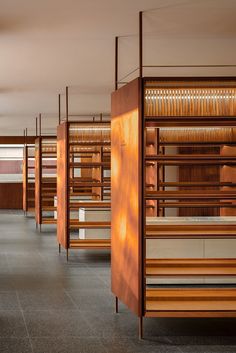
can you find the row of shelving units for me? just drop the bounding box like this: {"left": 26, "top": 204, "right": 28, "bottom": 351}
{"left": 57, "top": 87, "right": 111, "bottom": 260}
{"left": 111, "top": 76, "right": 236, "bottom": 338}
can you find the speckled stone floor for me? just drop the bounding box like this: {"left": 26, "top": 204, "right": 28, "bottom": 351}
{"left": 0, "top": 211, "right": 236, "bottom": 353}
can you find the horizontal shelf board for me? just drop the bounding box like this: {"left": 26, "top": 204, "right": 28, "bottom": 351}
{"left": 159, "top": 142, "right": 236, "bottom": 147}
{"left": 69, "top": 221, "right": 111, "bottom": 230}
{"left": 69, "top": 202, "right": 111, "bottom": 209}
{"left": 156, "top": 202, "right": 236, "bottom": 208}
{"left": 146, "top": 155, "right": 236, "bottom": 161}
{"left": 70, "top": 162, "right": 110, "bottom": 168}
{"left": 146, "top": 288, "right": 236, "bottom": 312}
{"left": 146, "top": 191, "right": 236, "bottom": 200}
{"left": 69, "top": 141, "right": 110, "bottom": 146}
{"left": 146, "top": 259, "right": 236, "bottom": 277}
{"left": 158, "top": 182, "right": 236, "bottom": 187}
{"left": 41, "top": 218, "right": 57, "bottom": 224}
{"left": 69, "top": 239, "right": 110, "bottom": 249}
{"left": 146, "top": 161, "right": 236, "bottom": 166}
{"left": 70, "top": 182, "right": 110, "bottom": 187}
{"left": 145, "top": 117, "right": 236, "bottom": 127}
{"left": 42, "top": 206, "right": 57, "bottom": 211}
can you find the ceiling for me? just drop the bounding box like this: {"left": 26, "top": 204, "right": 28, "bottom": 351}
{"left": 0, "top": 0, "right": 236, "bottom": 135}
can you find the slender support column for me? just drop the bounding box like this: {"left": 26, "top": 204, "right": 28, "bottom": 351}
{"left": 58, "top": 94, "right": 61, "bottom": 125}
{"left": 39, "top": 114, "right": 42, "bottom": 136}
{"left": 36, "top": 222, "right": 38, "bottom": 229}
{"left": 59, "top": 244, "right": 61, "bottom": 254}
{"left": 66, "top": 248, "right": 69, "bottom": 262}
{"left": 66, "top": 87, "right": 69, "bottom": 122}
{"left": 115, "top": 296, "right": 119, "bottom": 313}
{"left": 139, "top": 11, "right": 143, "bottom": 78}
{"left": 115, "top": 36, "right": 118, "bottom": 90}
{"left": 139, "top": 316, "right": 143, "bottom": 340}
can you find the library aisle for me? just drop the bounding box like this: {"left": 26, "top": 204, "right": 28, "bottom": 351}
{"left": 0, "top": 211, "right": 235, "bottom": 353}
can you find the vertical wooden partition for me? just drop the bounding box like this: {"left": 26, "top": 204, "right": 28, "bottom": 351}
{"left": 111, "top": 76, "right": 236, "bottom": 338}
{"left": 111, "top": 78, "right": 143, "bottom": 316}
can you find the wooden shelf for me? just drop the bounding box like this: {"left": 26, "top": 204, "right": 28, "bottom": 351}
{"left": 146, "top": 259, "right": 236, "bottom": 277}
{"left": 41, "top": 218, "right": 57, "bottom": 224}
{"left": 146, "top": 224, "right": 236, "bottom": 239}
{"left": 69, "top": 221, "right": 110, "bottom": 230}
{"left": 145, "top": 116, "right": 236, "bottom": 127}
{"left": 145, "top": 288, "right": 236, "bottom": 315}
{"left": 70, "top": 239, "right": 110, "bottom": 249}
{"left": 146, "top": 191, "right": 236, "bottom": 200}
{"left": 69, "top": 202, "right": 110, "bottom": 209}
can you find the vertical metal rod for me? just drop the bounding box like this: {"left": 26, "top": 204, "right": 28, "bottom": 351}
{"left": 139, "top": 317, "right": 143, "bottom": 339}
{"left": 66, "top": 86, "right": 69, "bottom": 122}
{"left": 39, "top": 114, "right": 42, "bottom": 137}
{"left": 139, "top": 11, "right": 143, "bottom": 78}
{"left": 36, "top": 117, "right": 38, "bottom": 137}
{"left": 58, "top": 94, "right": 61, "bottom": 125}
{"left": 115, "top": 296, "right": 119, "bottom": 313}
{"left": 66, "top": 248, "right": 69, "bottom": 262}
{"left": 59, "top": 244, "right": 61, "bottom": 254}
{"left": 115, "top": 36, "right": 118, "bottom": 90}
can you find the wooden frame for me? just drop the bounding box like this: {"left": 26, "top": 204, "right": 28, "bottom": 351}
{"left": 57, "top": 119, "right": 111, "bottom": 260}
{"left": 111, "top": 76, "right": 236, "bottom": 338}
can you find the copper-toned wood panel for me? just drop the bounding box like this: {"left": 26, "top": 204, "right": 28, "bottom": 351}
{"left": 0, "top": 183, "right": 23, "bottom": 209}
{"left": 57, "top": 122, "right": 68, "bottom": 249}
{"left": 111, "top": 78, "right": 142, "bottom": 317}
{"left": 35, "top": 138, "right": 41, "bottom": 224}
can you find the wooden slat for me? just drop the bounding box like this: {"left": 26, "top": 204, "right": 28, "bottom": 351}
{"left": 41, "top": 218, "right": 57, "bottom": 224}
{"left": 146, "top": 190, "right": 236, "bottom": 200}
{"left": 146, "top": 224, "right": 236, "bottom": 239}
{"left": 146, "top": 288, "right": 236, "bottom": 312}
{"left": 145, "top": 116, "right": 236, "bottom": 127}
{"left": 70, "top": 239, "right": 110, "bottom": 249}
{"left": 146, "top": 259, "right": 236, "bottom": 277}
{"left": 69, "top": 202, "right": 110, "bottom": 209}
{"left": 69, "top": 221, "right": 110, "bottom": 230}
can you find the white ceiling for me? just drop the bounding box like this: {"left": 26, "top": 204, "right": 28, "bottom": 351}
{"left": 0, "top": 0, "right": 236, "bottom": 135}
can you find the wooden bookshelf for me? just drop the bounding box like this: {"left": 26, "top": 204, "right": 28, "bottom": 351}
{"left": 57, "top": 119, "right": 111, "bottom": 260}
{"left": 111, "top": 77, "right": 236, "bottom": 338}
